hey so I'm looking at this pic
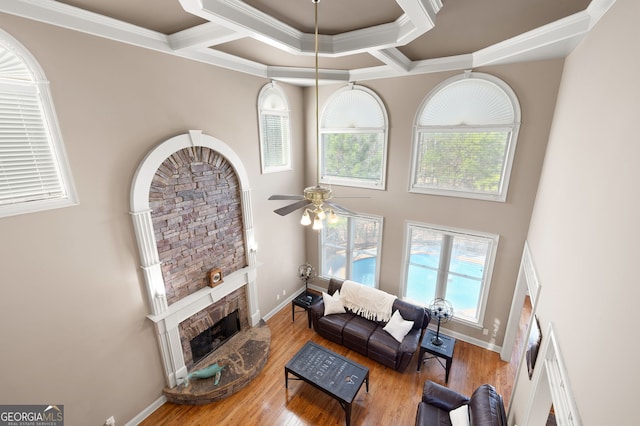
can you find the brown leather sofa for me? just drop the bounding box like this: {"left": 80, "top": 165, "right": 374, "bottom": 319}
{"left": 309, "top": 278, "right": 430, "bottom": 372}
{"left": 416, "top": 381, "right": 507, "bottom": 426}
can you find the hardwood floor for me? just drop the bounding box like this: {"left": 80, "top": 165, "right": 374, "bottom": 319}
{"left": 140, "top": 301, "right": 525, "bottom": 425}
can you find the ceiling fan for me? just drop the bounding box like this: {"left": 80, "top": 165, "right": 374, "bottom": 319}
{"left": 269, "top": 184, "right": 358, "bottom": 217}
{"left": 269, "top": 0, "right": 366, "bottom": 230}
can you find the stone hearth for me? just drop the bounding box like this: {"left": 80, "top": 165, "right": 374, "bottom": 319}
{"left": 164, "top": 320, "right": 270, "bottom": 405}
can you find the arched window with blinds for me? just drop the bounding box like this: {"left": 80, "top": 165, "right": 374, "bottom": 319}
{"left": 410, "top": 72, "right": 521, "bottom": 201}
{"left": 320, "top": 84, "right": 388, "bottom": 190}
{"left": 257, "top": 82, "right": 291, "bottom": 174}
{"left": 0, "top": 28, "right": 77, "bottom": 218}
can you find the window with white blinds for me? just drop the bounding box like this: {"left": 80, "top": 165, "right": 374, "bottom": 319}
{"left": 320, "top": 85, "right": 388, "bottom": 190}
{"left": 0, "top": 29, "right": 77, "bottom": 218}
{"left": 410, "top": 73, "right": 520, "bottom": 202}
{"left": 258, "top": 83, "right": 291, "bottom": 173}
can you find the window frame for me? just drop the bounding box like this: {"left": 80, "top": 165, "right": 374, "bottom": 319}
{"left": 319, "top": 211, "right": 384, "bottom": 288}
{"left": 0, "top": 29, "right": 78, "bottom": 219}
{"left": 401, "top": 221, "right": 499, "bottom": 327}
{"left": 409, "top": 72, "right": 521, "bottom": 202}
{"left": 319, "top": 84, "right": 388, "bottom": 190}
{"left": 257, "top": 82, "right": 292, "bottom": 174}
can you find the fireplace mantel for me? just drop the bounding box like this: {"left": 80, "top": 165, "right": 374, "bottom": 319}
{"left": 148, "top": 264, "right": 260, "bottom": 387}
{"left": 147, "top": 265, "right": 260, "bottom": 326}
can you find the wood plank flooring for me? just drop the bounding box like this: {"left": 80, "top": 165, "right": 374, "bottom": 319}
{"left": 140, "top": 299, "right": 528, "bottom": 425}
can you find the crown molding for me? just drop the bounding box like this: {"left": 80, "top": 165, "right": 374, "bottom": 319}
{"left": 0, "top": 0, "right": 618, "bottom": 87}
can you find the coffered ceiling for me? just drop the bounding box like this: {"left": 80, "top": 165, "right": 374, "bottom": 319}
{"left": 0, "top": 0, "right": 615, "bottom": 86}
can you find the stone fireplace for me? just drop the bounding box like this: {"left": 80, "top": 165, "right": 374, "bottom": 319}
{"left": 180, "top": 287, "right": 247, "bottom": 368}
{"left": 130, "top": 131, "right": 260, "bottom": 388}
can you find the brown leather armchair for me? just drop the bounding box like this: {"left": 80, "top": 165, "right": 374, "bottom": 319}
{"left": 416, "top": 381, "right": 506, "bottom": 426}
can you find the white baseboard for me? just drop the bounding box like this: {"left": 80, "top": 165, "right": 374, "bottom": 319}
{"left": 125, "top": 395, "right": 167, "bottom": 426}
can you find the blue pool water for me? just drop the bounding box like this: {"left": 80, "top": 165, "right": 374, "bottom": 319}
{"left": 352, "top": 254, "right": 481, "bottom": 315}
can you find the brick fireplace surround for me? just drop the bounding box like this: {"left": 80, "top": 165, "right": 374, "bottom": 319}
{"left": 130, "top": 131, "right": 260, "bottom": 388}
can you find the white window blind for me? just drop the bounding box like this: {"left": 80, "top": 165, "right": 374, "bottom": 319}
{"left": 258, "top": 83, "right": 291, "bottom": 173}
{"left": 411, "top": 73, "right": 520, "bottom": 201}
{"left": 0, "top": 29, "right": 77, "bottom": 218}
{"left": 0, "top": 83, "right": 66, "bottom": 205}
{"left": 320, "top": 85, "right": 388, "bottom": 190}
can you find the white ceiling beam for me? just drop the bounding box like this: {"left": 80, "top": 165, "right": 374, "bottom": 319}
{"left": 0, "top": 0, "right": 618, "bottom": 87}
{"left": 0, "top": 0, "right": 170, "bottom": 52}
{"left": 168, "top": 22, "right": 244, "bottom": 50}
{"left": 473, "top": 11, "right": 591, "bottom": 67}
{"left": 181, "top": 0, "right": 304, "bottom": 53}
{"left": 368, "top": 48, "right": 413, "bottom": 73}
{"left": 267, "top": 67, "right": 349, "bottom": 87}
{"left": 179, "top": 0, "right": 441, "bottom": 57}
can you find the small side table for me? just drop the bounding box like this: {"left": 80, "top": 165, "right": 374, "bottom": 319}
{"left": 417, "top": 329, "right": 456, "bottom": 383}
{"left": 292, "top": 291, "right": 321, "bottom": 328}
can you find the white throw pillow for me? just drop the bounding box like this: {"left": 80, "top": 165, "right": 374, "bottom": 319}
{"left": 323, "top": 290, "right": 346, "bottom": 315}
{"left": 383, "top": 309, "right": 414, "bottom": 342}
{"left": 449, "top": 404, "right": 470, "bottom": 426}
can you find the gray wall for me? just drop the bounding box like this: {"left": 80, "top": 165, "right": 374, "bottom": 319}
{"left": 510, "top": 0, "right": 639, "bottom": 423}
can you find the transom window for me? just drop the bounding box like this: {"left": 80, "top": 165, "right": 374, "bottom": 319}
{"left": 320, "top": 85, "right": 388, "bottom": 190}
{"left": 410, "top": 73, "right": 520, "bottom": 202}
{"left": 0, "top": 29, "right": 77, "bottom": 218}
{"left": 402, "top": 222, "right": 498, "bottom": 326}
{"left": 320, "top": 212, "right": 383, "bottom": 287}
{"left": 258, "top": 82, "right": 291, "bottom": 173}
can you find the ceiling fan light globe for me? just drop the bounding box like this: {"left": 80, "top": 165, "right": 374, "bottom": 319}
{"left": 328, "top": 210, "right": 338, "bottom": 224}
{"left": 300, "top": 210, "right": 312, "bottom": 226}
{"left": 312, "top": 217, "right": 323, "bottom": 230}
{"left": 317, "top": 209, "right": 326, "bottom": 220}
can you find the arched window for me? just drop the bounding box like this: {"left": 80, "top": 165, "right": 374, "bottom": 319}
{"left": 0, "top": 28, "right": 77, "bottom": 218}
{"left": 257, "top": 82, "right": 291, "bottom": 173}
{"left": 410, "top": 72, "right": 520, "bottom": 201}
{"left": 320, "top": 84, "right": 388, "bottom": 190}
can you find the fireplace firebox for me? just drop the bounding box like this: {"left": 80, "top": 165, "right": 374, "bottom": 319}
{"left": 190, "top": 310, "right": 241, "bottom": 366}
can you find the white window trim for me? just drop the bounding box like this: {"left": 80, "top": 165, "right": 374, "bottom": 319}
{"left": 400, "top": 220, "right": 499, "bottom": 328}
{"left": 0, "top": 28, "right": 78, "bottom": 218}
{"left": 409, "top": 72, "right": 521, "bottom": 202}
{"left": 319, "top": 212, "right": 384, "bottom": 288}
{"left": 257, "top": 82, "right": 292, "bottom": 174}
{"left": 319, "top": 85, "right": 388, "bottom": 191}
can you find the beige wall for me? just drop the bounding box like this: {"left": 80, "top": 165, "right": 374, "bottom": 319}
{"left": 0, "top": 13, "right": 306, "bottom": 425}
{"left": 0, "top": 5, "right": 588, "bottom": 425}
{"left": 306, "top": 60, "right": 564, "bottom": 346}
{"left": 510, "top": 0, "right": 638, "bottom": 423}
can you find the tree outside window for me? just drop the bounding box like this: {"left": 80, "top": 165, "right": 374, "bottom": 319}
{"left": 320, "top": 85, "right": 388, "bottom": 190}
{"left": 410, "top": 73, "right": 520, "bottom": 202}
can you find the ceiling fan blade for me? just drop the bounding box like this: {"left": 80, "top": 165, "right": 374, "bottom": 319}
{"left": 274, "top": 200, "right": 312, "bottom": 216}
{"left": 331, "top": 196, "right": 370, "bottom": 198}
{"left": 325, "top": 201, "right": 356, "bottom": 215}
{"left": 269, "top": 194, "right": 305, "bottom": 200}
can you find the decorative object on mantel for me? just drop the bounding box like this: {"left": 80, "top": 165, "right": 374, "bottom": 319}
{"left": 184, "top": 362, "right": 224, "bottom": 386}
{"left": 267, "top": 0, "right": 367, "bottom": 231}
{"left": 298, "top": 263, "right": 316, "bottom": 295}
{"left": 208, "top": 267, "right": 223, "bottom": 288}
{"left": 428, "top": 298, "right": 453, "bottom": 346}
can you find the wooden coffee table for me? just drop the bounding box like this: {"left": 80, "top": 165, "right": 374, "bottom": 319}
{"left": 285, "top": 341, "right": 369, "bottom": 425}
